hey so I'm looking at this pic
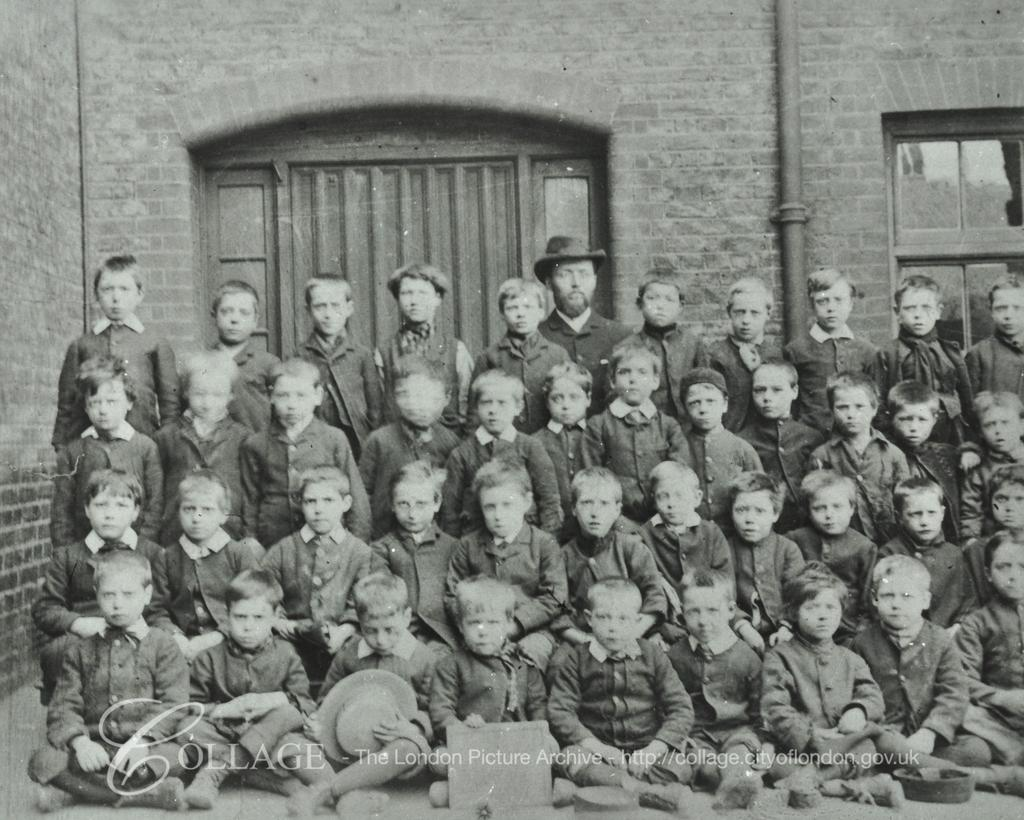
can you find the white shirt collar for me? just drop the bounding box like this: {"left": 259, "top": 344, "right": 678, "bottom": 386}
{"left": 300, "top": 524, "right": 348, "bottom": 544}
{"left": 178, "top": 529, "right": 231, "bottom": 560}
{"left": 475, "top": 426, "right": 518, "bottom": 446}
{"left": 608, "top": 398, "right": 657, "bottom": 419}
{"left": 356, "top": 630, "right": 419, "bottom": 660}
{"left": 104, "top": 619, "right": 150, "bottom": 642}
{"left": 687, "top": 631, "right": 738, "bottom": 656}
{"left": 809, "top": 323, "right": 854, "bottom": 343}
{"left": 81, "top": 421, "right": 135, "bottom": 441}
{"left": 84, "top": 527, "right": 139, "bottom": 554}
{"left": 547, "top": 419, "right": 586, "bottom": 434}
{"left": 588, "top": 637, "right": 642, "bottom": 662}
{"left": 93, "top": 314, "right": 145, "bottom": 335}
{"left": 650, "top": 512, "right": 702, "bottom": 531}
{"left": 556, "top": 307, "right": 592, "bottom": 334}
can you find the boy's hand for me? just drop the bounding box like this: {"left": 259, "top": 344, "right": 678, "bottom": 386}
{"left": 303, "top": 713, "right": 322, "bottom": 742}
{"left": 906, "top": 728, "right": 937, "bottom": 755}
{"left": 69, "top": 617, "right": 108, "bottom": 638}
{"left": 562, "top": 627, "right": 590, "bottom": 646}
{"left": 373, "top": 717, "right": 419, "bottom": 744}
{"left": 326, "top": 624, "right": 355, "bottom": 654}
{"left": 273, "top": 618, "right": 297, "bottom": 638}
{"left": 211, "top": 700, "right": 246, "bottom": 721}
{"left": 627, "top": 740, "right": 668, "bottom": 778}
{"left": 736, "top": 622, "right": 765, "bottom": 656}
{"left": 646, "top": 633, "right": 669, "bottom": 652}
{"left": 464, "top": 713, "right": 486, "bottom": 729}
{"left": 240, "top": 692, "right": 288, "bottom": 719}
{"left": 71, "top": 736, "right": 110, "bottom": 772}
{"left": 580, "top": 737, "right": 626, "bottom": 769}
{"left": 768, "top": 625, "right": 793, "bottom": 647}
{"left": 945, "top": 623, "right": 961, "bottom": 639}
{"left": 960, "top": 451, "right": 981, "bottom": 473}
{"left": 992, "top": 689, "right": 1024, "bottom": 716}
{"left": 837, "top": 707, "right": 867, "bottom": 734}
{"left": 809, "top": 727, "right": 841, "bottom": 750}
{"left": 172, "top": 632, "right": 191, "bottom": 659}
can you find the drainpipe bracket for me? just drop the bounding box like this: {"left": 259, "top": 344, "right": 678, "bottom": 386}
{"left": 770, "top": 202, "right": 809, "bottom": 225}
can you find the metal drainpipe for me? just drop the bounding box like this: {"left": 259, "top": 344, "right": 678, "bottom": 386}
{"left": 774, "top": 0, "right": 809, "bottom": 341}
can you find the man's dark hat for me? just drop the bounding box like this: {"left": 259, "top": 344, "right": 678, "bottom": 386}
{"left": 533, "top": 236, "right": 606, "bottom": 282}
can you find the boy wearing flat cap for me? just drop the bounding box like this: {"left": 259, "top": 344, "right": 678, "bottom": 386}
{"left": 536, "top": 237, "right": 631, "bottom": 415}
{"left": 376, "top": 262, "right": 474, "bottom": 434}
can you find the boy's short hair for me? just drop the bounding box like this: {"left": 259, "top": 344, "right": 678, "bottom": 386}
{"left": 542, "top": 361, "right": 593, "bottom": 397}
{"left": 871, "top": 554, "right": 931, "bottom": 595}
{"left": 296, "top": 466, "right": 351, "bottom": 501}
{"left": 86, "top": 468, "right": 143, "bottom": 507}
{"left": 887, "top": 380, "right": 940, "bottom": 415}
{"left": 753, "top": 359, "right": 798, "bottom": 388}
{"left": 570, "top": 467, "right": 622, "bottom": 505}
{"left": 983, "top": 530, "right": 1024, "bottom": 570}
{"left": 304, "top": 274, "right": 353, "bottom": 308}
{"left": 353, "top": 572, "right": 409, "bottom": 620}
{"left": 991, "top": 464, "right": 1024, "bottom": 497}
{"left": 472, "top": 457, "right": 531, "bottom": 501}
{"left": 470, "top": 369, "right": 525, "bottom": 406}
{"left": 268, "top": 357, "right": 321, "bottom": 391}
{"left": 636, "top": 267, "right": 686, "bottom": 303}
{"left": 181, "top": 350, "right": 238, "bottom": 395}
{"left": 679, "top": 568, "right": 736, "bottom": 602}
{"left": 893, "top": 273, "right": 941, "bottom": 309}
{"left": 648, "top": 460, "right": 699, "bottom": 493}
{"left": 226, "top": 568, "right": 284, "bottom": 610}
{"left": 974, "top": 390, "right": 1024, "bottom": 421}
{"left": 211, "top": 279, "right": 260, "bottom": 315}
{"left": 77, "top": 355, "right": 138, "bottom": 403}
{"left": 178, "top": 469, "right": 232, "bottom": 513}
{"left": 726, "top": 277, "right": 773, "bottom": 311}
{"left": 93, "top": 254, "right": 140, "bottom": 294}
{"left": 391, "top": 355, "right": 450, "bottom": 394}
{"left": 390, "top": 459, "right": 446, "bottom": 503}
{"left": 387, "top": 262, "right": 450, "bottom": 299}
{"left": 799, "top": 470, "right": 856, "bottom": 508}
{"left": 826, "top": 372, "right": 879, "bottom": 409}
{"left": 806, "top": 267, "right": 856, "bottom": 299}
{"left": 727, "top": 471, "right": 785, "bottom": 514}
{"left": 893, "top": 476, "right": 945, "bottom": 515}
{"left": 586, "top": 577, "right": 642, "bottom": 612}
{"left": 608, "top": 340, "right": 661, "bottom": 378}
{"left": 497, "top": 277, "right": 546, "bottom": 312}
{"left": 93, "top": 550, "right": 151, "bottom": 590}
{"left": 988, "top": 275, "right": 1024, "bottom": 306}
{"left": 454, "top": 576, "right": 516, "bottom": 621}
{"left": 680, "top": 367, "right": 728, "bottom": 401}
{"left": 782, "top": 561, "right": 848, "bottom": 621}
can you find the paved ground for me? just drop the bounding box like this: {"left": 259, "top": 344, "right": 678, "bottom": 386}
{"left": 2, "top": 682, "right": 1023, "bottom": 819}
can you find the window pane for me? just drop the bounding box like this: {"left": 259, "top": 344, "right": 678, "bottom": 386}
{"left": 967, "top": 262, "right": 1024, "bottom": 345}
{"left": 963, "top": 141, "right": 1022, "bottom": 228}
{"left": 897, "top": 141, "right": 960, "bottom": 230}
{"left": 544, "top": 177, "right": 591, "bottom": 241}
{"left": 900, "top": 265, "right": 966, "bottom": 347}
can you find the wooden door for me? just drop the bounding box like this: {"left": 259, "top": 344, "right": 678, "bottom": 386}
{"left": 290, "top": 161, "right": 519, "bottom": 353}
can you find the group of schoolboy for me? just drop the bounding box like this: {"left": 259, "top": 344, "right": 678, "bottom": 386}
{"left": 27, "top": 239, "right": 1024, "bottom": 815}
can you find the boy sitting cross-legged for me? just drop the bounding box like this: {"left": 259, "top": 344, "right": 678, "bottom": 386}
{"left": 260, "top": 466, "right": 373, "bottom": 692}
{"left": 667, "top": 569, "right": 765, "bottom": 807}
{"left": 581, "top": 340, "right": 689, "bottom": 524}
{"left": 444, "top": 459, "right": 568, "bottom": 671}
{"left": 880, "top": 477, "right": 977, "bottom": 630}
{"left": 29, "top": 551, "right": 188, "bottom": 813}
{"left": 32, "top": 469, "right": 165, "bottom": 706}
{"left": 784, "top": 470, "right": 876, "bottom": 645}
{"left": 184, "top": 569, "right": 331, "bottom": 809}
{"left": 369, "top": 461, "right": 460, "bottom": 652}
{"left": 962, "top": 390, "right": 1024, "bottom": 539}
{"left": 739, "top": 360, "right": 825, "bottom": 533}
{"left": 287, "top": 574, "right": 436, "bottom": 815}
{"left": 150, "top": 470, "right": 260, "bottom": 662}
{"left": 359, "top": 356, "right": 460, "bottom": 539}
{"left": 441, "top": 369, "right": 562, "bottom": 537}
{"left": 547, "top": 578, "right": 695, "bottom": 813}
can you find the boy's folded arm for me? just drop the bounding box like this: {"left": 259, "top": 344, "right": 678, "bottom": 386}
{"left": 47, "top": 645, "right": 89, "bottom": 750}
{"left": 759, "top": 651, "right": 814, "bottom": 752}
{"left": 953, "top": 616, "right": 999, "bottom": 704}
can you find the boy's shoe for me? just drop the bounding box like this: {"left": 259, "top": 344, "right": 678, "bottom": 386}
{"left": 713, "top": 772, "right": 763, "bottom": 810}
{"left": 114, "top": 776, "right": 186, "bottom": 811}
{"left": 34, "top": 785, "right": 76, "bottom": 814}
{"left": 185, "top": 767, "right": 230, "bottom": 809}
{"left": 238, "top": 767, "right": 304, "bottom": 796}
{"left": 973, "top": 764, "right": 1024, "bottom": 797}
{"left": 820, "top": 774, "right": 904, "bottom": 808}
{"left": 636, "top": 781, "right": 690, "bottom": 813}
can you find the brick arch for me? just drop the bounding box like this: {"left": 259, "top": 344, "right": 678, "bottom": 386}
{"left": 168, "top": 60, "right": 618, "bottom": 149}
{"left": 875, "top": 57, "right": 1024, "bottom": 112}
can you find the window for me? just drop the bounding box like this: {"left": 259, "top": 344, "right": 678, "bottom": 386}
{"left": 885, "top": 110, "right": 1024, "bottom": 346}
{"left": 198, "top": 111, "right": 609, "bottom": 354}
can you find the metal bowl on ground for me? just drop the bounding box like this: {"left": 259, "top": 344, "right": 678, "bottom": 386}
{"left": 893, "top": 767, "right": 975, "bottom": 803}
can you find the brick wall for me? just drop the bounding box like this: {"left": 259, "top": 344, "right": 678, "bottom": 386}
{"left": 0, "top": 0, "right": 81, "bottom": 696}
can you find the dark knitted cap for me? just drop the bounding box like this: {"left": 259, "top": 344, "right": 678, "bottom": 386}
{"left": 680, "top": 367, "right": 727, "bottom": 398}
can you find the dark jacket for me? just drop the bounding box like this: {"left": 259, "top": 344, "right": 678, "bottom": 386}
{"left": 898, "top": 440, "right": 961, "bottom": 543}
{"left": 668, "top": 636, "right": 762, "bottom": 737}
{"left": 728, "top": 532, "right": 805, "bottom": 632}
{"left": 879, "top": 532, "right": 978, "bottom": 628}
{"left": 218, "top": 341, "right": 279, "bottom": 433}
{"left": 626, "top": 325, "right": 702, "bottom": 420}
{"left": 52, "top": 324, "right": 179, "bottom": 447}
{"left": 850, "top": 620, "right": 968, "bottom": 741}
{"left": 697, "top": 337, "right": 771, "bottom": 432}
{"left": 955, "top": 598, "right": 1024, "bottom": 704}
{"left": 539, "top": 310, "right": 632, "bottom": 415}
{"left": 378, "top": 327, "right": 466, "bottom": 433}
{"left": 322, "top": 633, "right": 437, "bottom": 713}
{"left": 961, "top": 447, "right": 1024, "bottom": 539}
{"left": 965, "top": 333, "right": 1024, "bottom": 401}
{"left": 685, "top": 427, "right": 763, "bottom": 524}
{"left": 532, "top": 422, "right": 586, "bottom": 541}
